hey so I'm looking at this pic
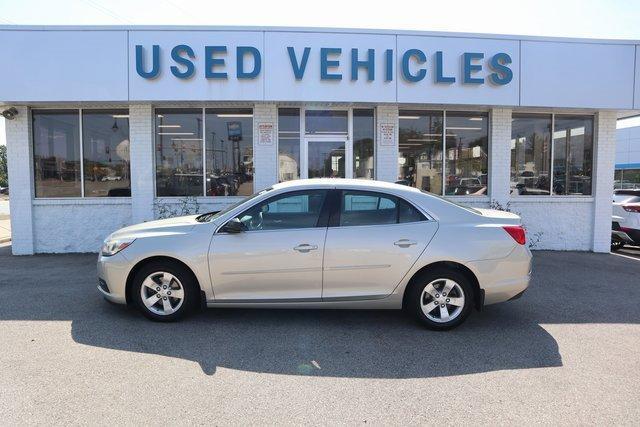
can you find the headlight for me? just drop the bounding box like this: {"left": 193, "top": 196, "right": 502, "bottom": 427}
{"left": 101, "top": 238, "right": 135, "bottom": 257}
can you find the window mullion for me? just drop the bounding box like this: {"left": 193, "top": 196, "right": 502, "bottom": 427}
{"left": 442, "top": 110, "right": 447, "bottom": 196}
{"left": 202, "top": 107, "right": 206, "bottom": 197}
{"left": 79, "top": 108, "right": 84, "bottom": 198}
{"left": 550, "top": 114, "right": 555, "bottom": 195}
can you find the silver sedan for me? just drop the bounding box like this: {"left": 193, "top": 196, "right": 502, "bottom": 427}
{"left": 98, "top": 179, "right": 531, "bottom": 330}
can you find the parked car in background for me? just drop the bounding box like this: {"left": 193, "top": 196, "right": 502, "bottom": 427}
{"left": 0, "top": 186, "right": 8, "bottom": 195}
{"left": 97, "top": 179, "right": 531, "bottom": 330}
{"left": 612, "top": 189, "right": 640, "bottom": 247}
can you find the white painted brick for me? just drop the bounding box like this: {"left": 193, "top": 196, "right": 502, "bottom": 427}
{"left": 5, "top": 107, "right": 34, "bottom": 254}
{"left": 592, "top": 111, "right": 617, "bottom": 252}
{"left": 375, "top": 105, "right": 398, "bottom": 182}
{"left": 130, "top": 104, "right": 155, "bottom": 223}
{"left": 253, "top": 103, "right": 278, "bottom": 191}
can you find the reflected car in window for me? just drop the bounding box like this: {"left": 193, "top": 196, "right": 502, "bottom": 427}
{"left": 97, "top": 179, "right": 532, "bottom": 330}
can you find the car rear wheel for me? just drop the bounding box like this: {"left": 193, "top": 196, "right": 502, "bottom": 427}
{"left": 407, "top": 268, "right": 474, "bottom": 330}
{"left": 132, "top": 261, "right": 199, "bottom": 322}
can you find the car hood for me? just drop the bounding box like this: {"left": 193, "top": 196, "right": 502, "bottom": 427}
{"left": 474, "top": 208, "right": 521, "bottom": 224}
{"left": 108, "top": 215, "right": 200, "bottom": 240}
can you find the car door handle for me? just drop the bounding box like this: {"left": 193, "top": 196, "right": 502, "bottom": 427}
{"left": 394, "top": 239, "right": 418, "bottom": 248}
{"left": 294, "top": 244, "right": 318, "bottom": 253}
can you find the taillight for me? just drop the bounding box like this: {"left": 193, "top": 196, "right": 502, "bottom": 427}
{"left": 503, "top": 225, "right": 526, "bottom": 245}
{"left": 622, "top": 205, "right": 640, "bottom": 213}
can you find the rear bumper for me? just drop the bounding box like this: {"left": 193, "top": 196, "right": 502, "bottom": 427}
{"left": 466, "top": 244, "right": 532, "bottom": 306}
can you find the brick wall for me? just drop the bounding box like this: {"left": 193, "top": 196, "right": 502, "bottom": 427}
{"left": 376, "top": 105, "right": 399, "bottom": 182}
{"left": 129, "top": 104, "right": 155, "bottom": 223}
{"left": 5, "top": 107, "right": 34, "bottom": 254}
{"left": 253, "top": 103, "right": 278, "bottom": 191}
{"left": 592, "top": 111, "right": 617, "bottom": 252}
{"left": 489, "top": 108, "right": 512, "bottom": 205}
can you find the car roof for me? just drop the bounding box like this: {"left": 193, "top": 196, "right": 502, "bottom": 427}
{"left": 271, "top": 178, "right": 423, "bottom": 195}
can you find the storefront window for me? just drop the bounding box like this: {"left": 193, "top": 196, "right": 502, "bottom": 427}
{"left": 155, "top": 109, "right": 203, "bottom": 197}
{"left": 398, "top": 111, "right": 443, "bottom": 194}
{"left": 510, "top": 114, "right": 552, "bottom": 195}
{"left": 278, "top": 108, "right": 300, "bottom": 182}
{"left": 305, "top": 110, "right": 348, "bottom": 135}
{"left": 353, "top": 109, "right": 375, "bottom": 179}
{"left": 553, "top": 115, "right": 593, "bottom": 195}
{"left": 445, "top": 112, "right": 488, "bottom": 196}
{"left": 205, "top": 108, "right": 254, "bottom": 196}
{"left": 82, "top": 110, "right": 130, "bottom": 197}
{"left": 32, "top": 110, "right": 81, "bottom": 198}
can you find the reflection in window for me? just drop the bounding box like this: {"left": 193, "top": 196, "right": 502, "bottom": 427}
{"left": 83, "top": 110, "right": 131, "bottom": 197}
{"left": 278, "top": 108, "right": 300, "bottom": 182}
{"left": 32, "top": 110, "right": 81, "bottom": 198}
{"left": 615, "top": 169, "right": 640, "bottom": 190}
{"left": 445, "top": 112, "right": 488, "bottom": 196}
{"left": 398, "top": 111, "right": 443, "bottom": 194}
{"left": 308, "top": 141, "right": 345, "bottom": 178}
{"left": 340, "top": 191, "right": 425, "bottom": 226}
{"left": 205, "top": 108, "right": 254, "bottom": 197}
{"left": 155, "top": 109, "right": 203, "bottom": 197}
{"left": 353, "top": 109, "right": 375, "bottom": 179}
{"left": 305, "top": 110, "right": 348, "bottom": 135}
{"left": 510, "top": 114, "right": 551, "bottom": 196}
{"left": 553, "top": 116, "right": 593, "bottom": 195}
{"left": 236, "top": 190, "right": 327, "bottom": 231}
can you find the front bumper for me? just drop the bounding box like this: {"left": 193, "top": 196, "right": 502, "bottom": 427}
{"left": 466, "top": 244, "right": 532, "bottom": 306}
{"left": 96, "top": 252, "right": 130, "bottom": 305}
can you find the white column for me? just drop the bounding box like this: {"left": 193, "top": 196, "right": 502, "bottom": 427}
{"left": 376, "top": 105, "right": 399, "bottom": 182}
{"left": 253, "top": 103, "right": 278, "bottom": 191}
{"left": 129, "top": 104, "right": 155, "bottom": 223}
{"left": 5, "top": 107, "right": 35, "bottom": 255}
{"left": 592, "top": 111, "right": 617, "bottom": 253}
{"left": 489, "top": 108, "right": 512, "bottom": 206}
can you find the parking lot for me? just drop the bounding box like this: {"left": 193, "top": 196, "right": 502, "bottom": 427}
{"left": 0, "top": 243, "right": 639, "bottom": 425}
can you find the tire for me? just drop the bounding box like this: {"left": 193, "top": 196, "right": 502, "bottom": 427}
{"left": 406, "top": 268, "right": 474, "bottom": 331}
{"left": 131, "top": 260, "right": 200, "bottom": 322}
{"left": 611, "top": 238, "right": 624, "bottom": 252}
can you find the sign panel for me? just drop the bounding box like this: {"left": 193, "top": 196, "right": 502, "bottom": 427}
{"left": 380, "top": 123, "right": 396, "bottom": 146}
{"left": 258, "top": 123, "right": 274, "bottom": 146}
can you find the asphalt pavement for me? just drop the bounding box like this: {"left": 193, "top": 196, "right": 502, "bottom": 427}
{"left": 0, "top": 244, "right": 638, "bottom": 425}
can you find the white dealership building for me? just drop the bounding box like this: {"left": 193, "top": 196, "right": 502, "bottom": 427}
{"left": 2, "top": 25, "right": 639, "bottom": 254}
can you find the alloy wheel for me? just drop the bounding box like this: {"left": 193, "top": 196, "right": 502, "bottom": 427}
{"left": 420, "top": 278, "right": 466, "bottom": 323}
{"left": 140, "top": 271, "right": 185, "bottom": 316}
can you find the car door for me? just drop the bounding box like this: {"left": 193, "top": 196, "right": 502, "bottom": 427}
{"left": 322, "top": 190, "right": 438, "bottom": 299}
{"left": 209, "top": 189, "right": 330, "bottom": 301}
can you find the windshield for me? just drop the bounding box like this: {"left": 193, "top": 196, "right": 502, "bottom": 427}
{"left": 196, "top": 188, "right": 273, "bottom": 222}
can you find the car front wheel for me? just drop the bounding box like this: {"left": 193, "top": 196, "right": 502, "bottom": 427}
{"left": 407, "top": 268, "right": 474, "bottom": 330}
{"left": 132, "top": 261, "right": 199, "bottom": 322}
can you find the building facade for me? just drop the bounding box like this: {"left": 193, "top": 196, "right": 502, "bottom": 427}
{"left": 2, "top": 26, "right": 639, "bottom": 254}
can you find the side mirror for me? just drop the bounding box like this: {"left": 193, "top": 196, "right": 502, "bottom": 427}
{"left": 220, "top": 218, "right": 245, "bottom": 234}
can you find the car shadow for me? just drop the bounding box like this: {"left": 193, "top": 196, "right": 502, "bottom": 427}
{"left": 1, "top": 246, "right": 638, "bottom": 377}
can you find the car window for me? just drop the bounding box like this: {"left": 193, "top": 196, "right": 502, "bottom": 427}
{"left": 339, "top": 191, "right": 425, "bottom": 226}
{"left": 235, "top": 190, "right": 328, "bottom": 231}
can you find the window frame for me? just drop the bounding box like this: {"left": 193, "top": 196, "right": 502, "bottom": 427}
{"left": 398, "top": 109, "right": 490, "bottom": 198}
{"left": 509, "top": 112, "right": 596, "bottom": 199}
{"left": 276, "top": 106, "right": 377, "bottom": 182}
{"left": 153, "top": 106, "right": 256, "bottom": 199}
{"left": 330, "top": 189, "right": 427, "bottom": 228}
{"left": 31, "top": 107, "right": 131, "bottom": 200}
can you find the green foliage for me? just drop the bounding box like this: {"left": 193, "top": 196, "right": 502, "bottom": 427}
{"left": 0, "top": 145, "right": 7, "bottom": 188}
